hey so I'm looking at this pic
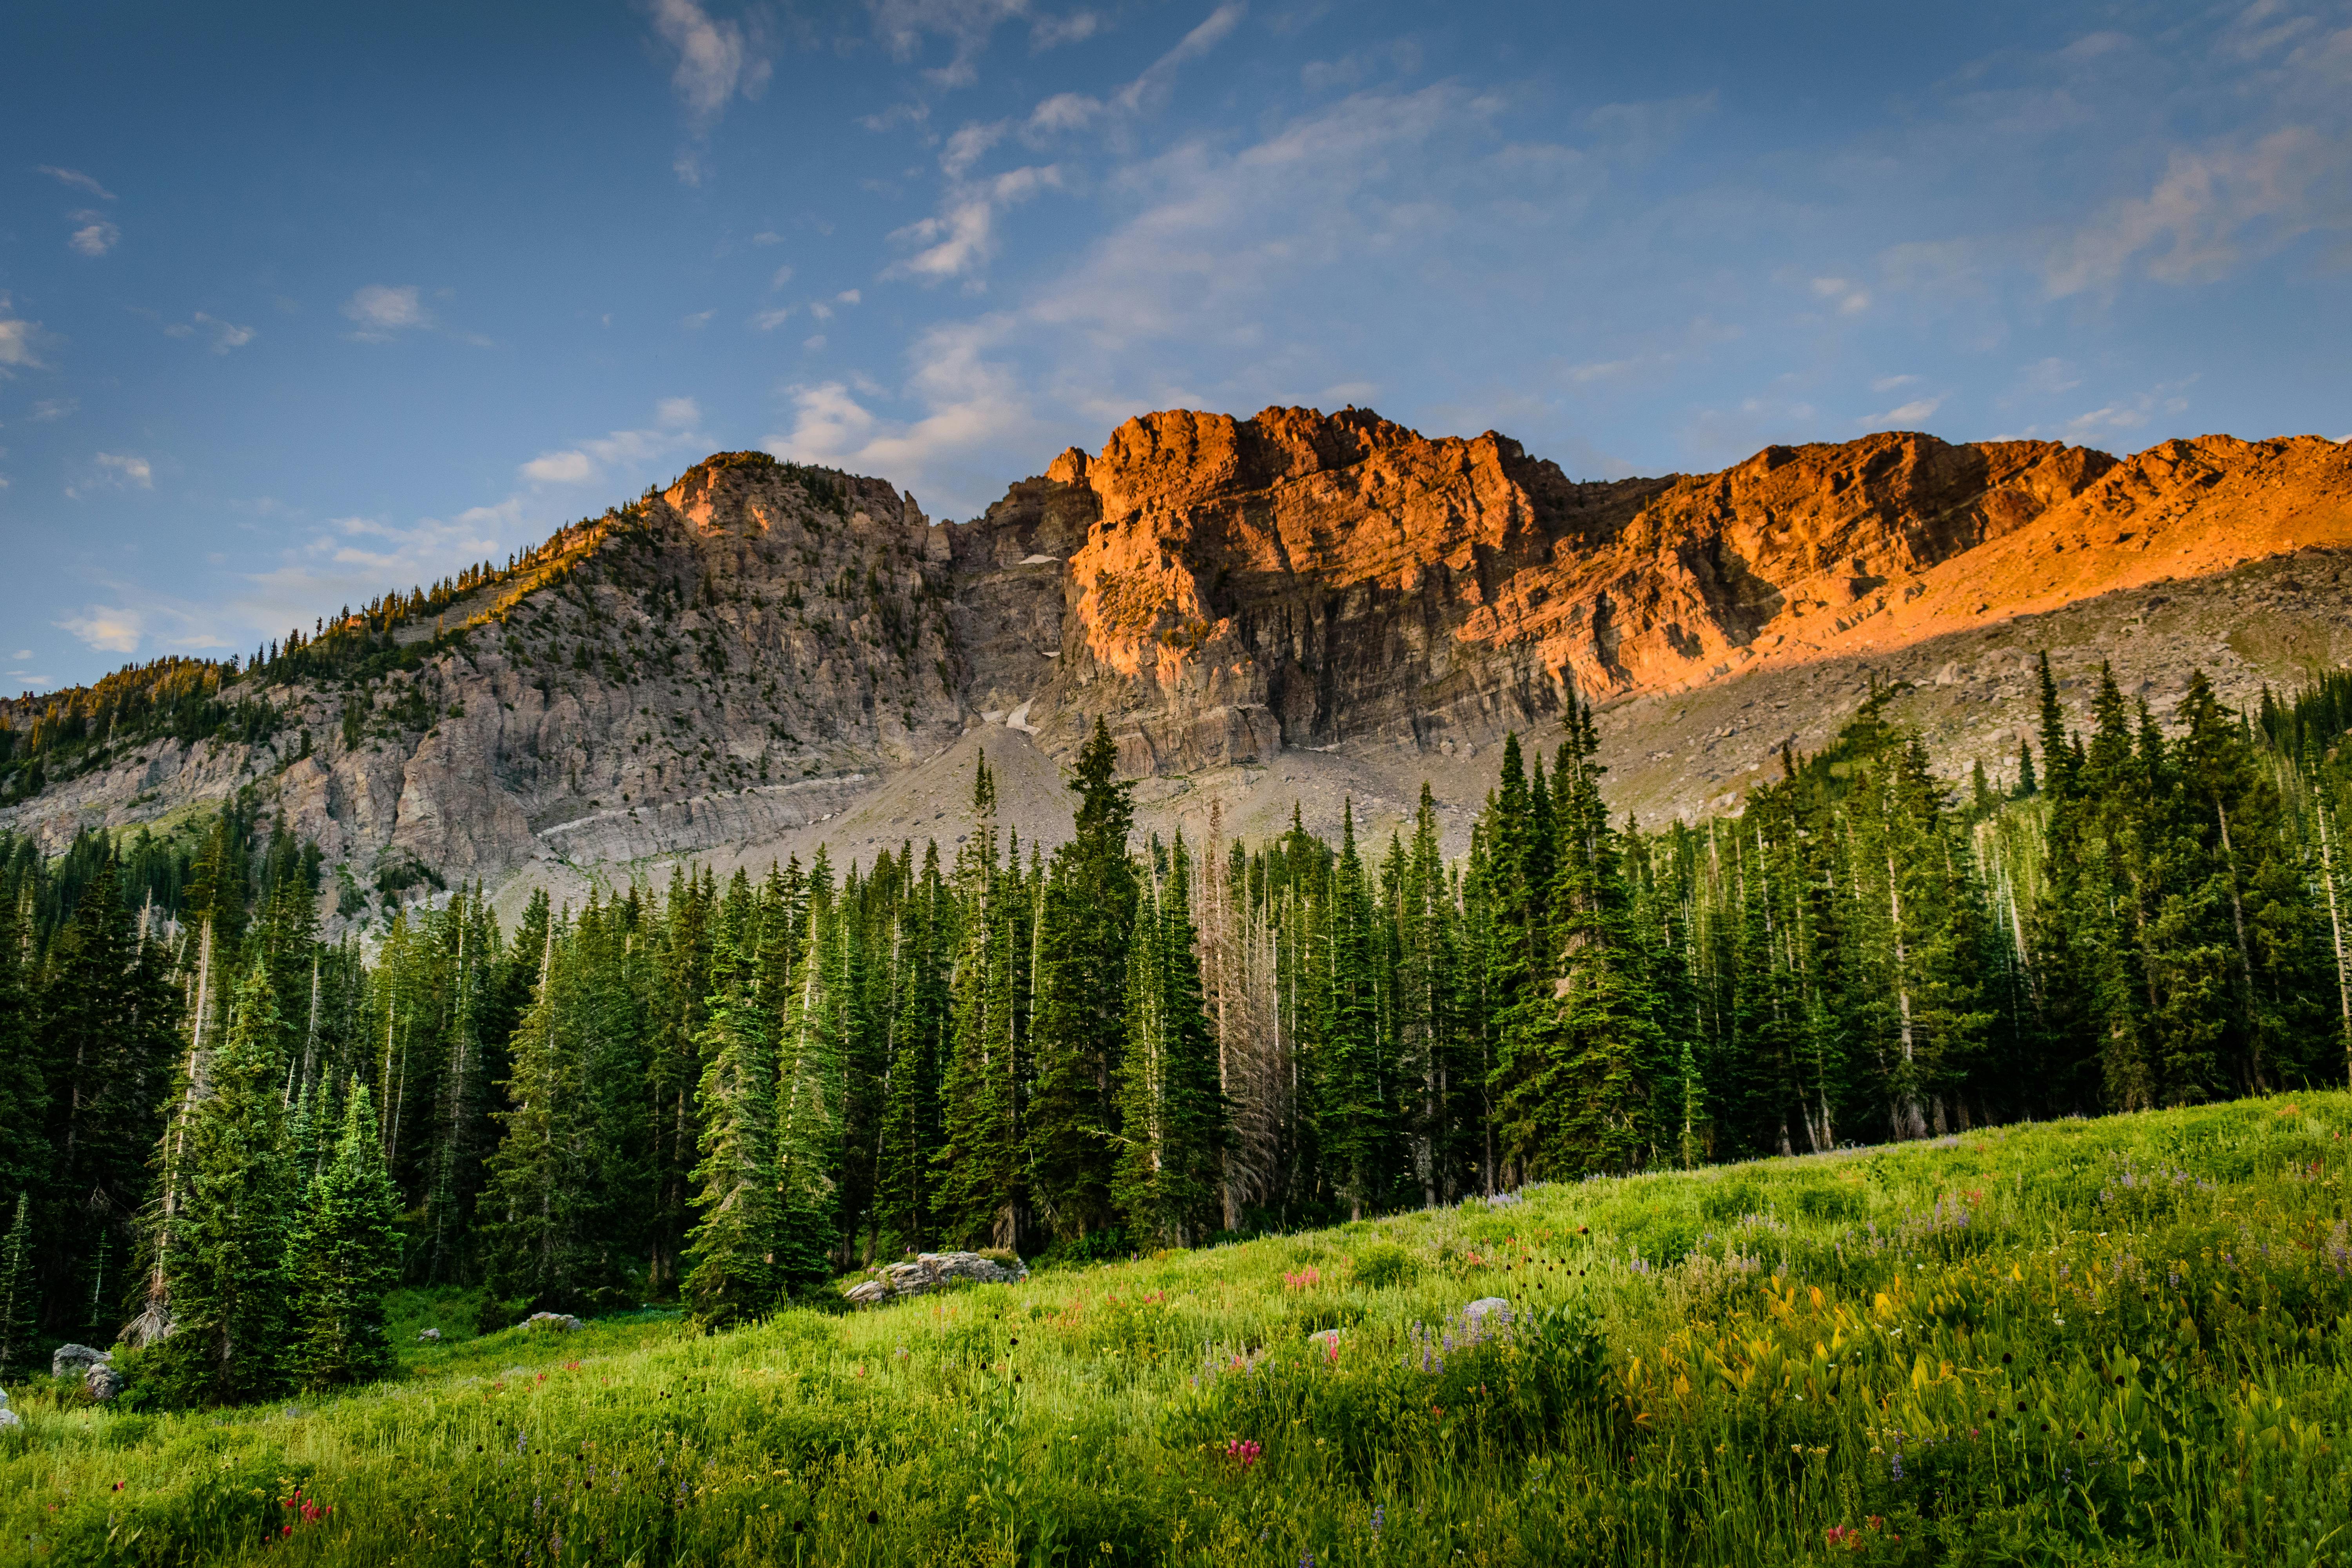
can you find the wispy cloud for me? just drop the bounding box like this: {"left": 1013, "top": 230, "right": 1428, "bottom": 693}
{"left": 519, "top": 397, "right": 705, "bottom": 486}
{"left": 93, "top": 452, "right": 154, "bottom": 488}
{"left": 164, "top": 312, "right": 256, "bottom": 353}
{"left": 1859, "top": 394, "right": 1943, "bottom": 428}
{"left": 2049, "top": 125, "right": 2352, "bottom": 296}
{"left": 0, "top": 294, "right": 45, "bottom": 373}
{"left": 31, "top": 397, "right": 76, "bottom": 420}
{"left": 650, "top": 0, "right": 771, "bottom": 183}
{"left": 67, "top": 211, "right": 120, "bottom": 256}
{"left": 343, "top": 284, "right": 433, "bottom": 340}
{"left": 37, "top": 166, "right": 116, "bottom": 201}
{"left": 57, "top": 608, "right": 147, "bottom": 654}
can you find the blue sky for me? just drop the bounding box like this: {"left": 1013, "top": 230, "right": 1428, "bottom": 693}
{"left": 4, "top": 0, "right": 2349, "bottom": 692}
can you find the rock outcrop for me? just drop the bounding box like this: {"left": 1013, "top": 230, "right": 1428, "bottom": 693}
{"left": 843, "top": 1250, "right": 1028, "bottom": 1306}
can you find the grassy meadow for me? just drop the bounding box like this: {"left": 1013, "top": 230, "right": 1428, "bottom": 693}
{"left": 5, "top": 1093, "right": 2350, "bottom": 1568}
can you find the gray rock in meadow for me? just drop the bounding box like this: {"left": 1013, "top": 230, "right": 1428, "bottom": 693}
{"left": 0, "top": 1407, "right": 19, "bottom": 1431}
{"left": 85, "top": 1364, "right": 125, "bottom": 1402}
{"left": 845, "top": 1251, "right": 1028, "bottom": 1306}
{"left": 417, "top": 1328, "right": 443, "bottom": 1342}
{"left": 520, "top": 1312, "right": 583, "bottom": 1332}
{"left": 52, "top": 1343, "right": 110, "bottom": 1379}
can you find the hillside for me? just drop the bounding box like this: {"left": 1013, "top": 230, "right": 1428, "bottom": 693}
{"left": 4, "top": 416, "right": 2350, "bottom": 926}
{"left": 5, "top": 1091, "right": 2347, "bottom": 1565}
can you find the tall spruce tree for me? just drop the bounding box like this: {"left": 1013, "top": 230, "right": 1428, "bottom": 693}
{"left": 0, "top": 1191, "right": 34, "bottom": 1377}
{"left": 150, "top": 959, "right": 295, "bottom": 1408}
{"left": 683, "top": 872, "right": 779, "bottom": 1324}
{"left": 288, "top": 1082, "right": 403, "bottom": 1389}
{"left": 1112, "top": 834, "right": 1224, "bottom": 1247}
{"left": 1027, "top": 721, "right": 1138, "bottom": 1243}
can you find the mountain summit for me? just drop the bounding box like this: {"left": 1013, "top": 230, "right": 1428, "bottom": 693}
{"left": 6, "top": 410, "right": 2351, "bottom": 922}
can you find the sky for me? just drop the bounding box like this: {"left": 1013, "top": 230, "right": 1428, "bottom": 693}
{"left": 4, "top": 0, "right": 2349, "bottom": 693}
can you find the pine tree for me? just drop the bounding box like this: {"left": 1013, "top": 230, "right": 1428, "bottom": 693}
{"left": 1027, "top": 721, "right": 1138, "bottom": 1244}
{"left": 288, "top": 1082, "right": 403, "bottom": 1389}
{"left": 683, "top": 872, "right": 778, "bottom": 1324}
{"left": 937, "top": 760, "right": 1025, "bottom": 1248}
{"left": 1318, "top": 804, "right": 1385, "bottom": 1218}
{"left": 1112, "top": 834, "right": 1224, "bottom": 1247}
{"left": 150, "top": 959, "right": 295, "bottom": 1408}
{"left": 0, "top": 1191, "right": 34, "bottom": 1377}
{"left": 774, "top": 857, "right": 846, "bottom": 1295}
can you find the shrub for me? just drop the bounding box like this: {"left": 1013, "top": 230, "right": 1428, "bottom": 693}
{"left": 1350, "top": 1243, "right": 1418, "bottom": 1289}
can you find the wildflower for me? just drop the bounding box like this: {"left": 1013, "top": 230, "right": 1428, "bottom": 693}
{"left": 1371, "top": 1506, "right": 1385, "bottom": 1539}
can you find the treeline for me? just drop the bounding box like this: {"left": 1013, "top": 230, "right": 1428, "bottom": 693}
{"left": 4, "top": 665, "right": 2352, "bottom": 1398}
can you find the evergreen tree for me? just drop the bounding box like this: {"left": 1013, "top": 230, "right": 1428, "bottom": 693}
{"left": 1112, "top": 834, "right": 1224, "bottom": 1247}
{"left": 1027, "top": 721, "right": 1138, "bottom": 1243}
{"left": 150, "top": 960, "right": 295, "bottom": 1408}
{"left": 288, "top": 1083, "right": 403, "bottom": 1389}
{"left": 682, "top": 873, "right": 778, "bottom": 1324}
{"left": 0, "top": 1191, "right": 34, "bottom": 1377}
{"left": 774, "top": 855, "right": 846, "bottom": 1294}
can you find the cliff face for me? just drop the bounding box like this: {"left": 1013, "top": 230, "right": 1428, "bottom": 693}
{"left": 4, "top": 457, "right": 963, "bottom": 888}
{"left": 955, "top": 409, "right": 2247, "bottom": 777}
{"left": 8, "top": 411, "right": 2352, "bottom": 915}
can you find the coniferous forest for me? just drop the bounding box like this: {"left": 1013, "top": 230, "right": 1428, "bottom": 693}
{"left": 3, "top": 655, "right": 2351, "bottom": 1399}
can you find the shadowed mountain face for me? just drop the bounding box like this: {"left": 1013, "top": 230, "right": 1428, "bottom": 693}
{"left": 8, "top": 411, "right": 2352, "bottom": 914}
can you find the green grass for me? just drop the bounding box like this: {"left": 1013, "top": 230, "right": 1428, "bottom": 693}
{"left": 5, "top": 1094, "right": 2350, "bottom": 1566}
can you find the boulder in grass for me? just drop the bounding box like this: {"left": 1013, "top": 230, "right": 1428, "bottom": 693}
{"left": 417, "top": 1328, "right": 443, "bottom": 1342}
{"left": 1462, "top": 1297, "right": 1512, "bottom": 1328}
{"left": 844, "top": 1250, "right": 1027, "bottom": 1306}
{"left": 85, "top": 1364, "right": 125, "bottom": 1402}
{"left": 520, "top": 1312, "right": 583, "bottom": 1333}
{"left": 0, "top": 1385, "right": 16, "bottom": 1429}
{"left": 52, "top": 1343, "right": 110, "bottom": 1380}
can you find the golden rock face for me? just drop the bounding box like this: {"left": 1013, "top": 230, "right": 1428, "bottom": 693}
{"left": 954, "top": 407, "right": 2352, "bottom": 779}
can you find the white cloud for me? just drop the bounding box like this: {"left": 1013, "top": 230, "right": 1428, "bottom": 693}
{"left": 877, "top": 5, "right": 1240, "bottom": 287}
{"left": 1870, "top": 373, "right": 1919, "bottom": 393}
{"left": 802, "top": 334, "right": 828, "bottom": 351}
{"left": 809, "top": 301, "right": 835, "bottom": 321}
{"left": 651, "top": 0, "right": 770, "bottom": 183}
{"left": 1862, "top": 396, "right": 1944, "bottom": 427}
{"left": 67, "top": 212, "right": 120, "bottom": 256}
{"left": 769, "top": 263, "right": 795, "bottom": 289}
{"left": 752, "top": 230, "right": 785, "bottom": 245}
{"left": 1030, "top": 9, "right": 1100, "bottom": 49}
{"left": 2058, "top": 379, "right": 2195, "bottom": 443}
{"left": 682, "top": 308, "right": 717, "bottom": 328}
{"left": 2017, "top": 357, "right": 2082, "bottom": 396}
{"left": 652, "top": 0, "right": 769, "bottom": 124}
{"left": 0, "top": 295, "right": 42, "bottom": 372}
{"left": 765, "top": 314, "right": 1040, "bottom": 505}
{"left": 58, "top": 608, "right": 144, "bottom": 653}
{"left": 519, "top": 399, "right": 708, "bottom": 486}
{"left": 885, "top": 163, "right": 1063, "bottom": 281}
{"left": 868, "top": 0, "right": 1031, "bottom": 89}
{"left": 343, "top": 284, "right": 432, "bottom": 339}
{"left": 1809, "top": 276, "right": 1870, "bottom": 314}
{"left": 167, "top": 312, "right": 256, "bottom": 352}
{"left": 836, "top": 289, "right": 862, "bottom": 305}
{"left": 2049, "top": 125, "right": 2352, "bottom": 296}
{"left": 519, "top": 450, "right": 598, "bottom": 484}
{"left": 38, "top": 166, "right": 116, "bottom": 200}
{"left": 753, "top": 307, "right": 794, "bottom": 330}
{"left": 31, "top": 398, "right": 75, "bottom": 421}
{"left": 94, "top": 452, "right": 153, "bottom": 488}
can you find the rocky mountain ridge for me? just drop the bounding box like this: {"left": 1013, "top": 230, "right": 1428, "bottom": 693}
{"left": 7, "top": 411, "right": 2351, "bottom": 924}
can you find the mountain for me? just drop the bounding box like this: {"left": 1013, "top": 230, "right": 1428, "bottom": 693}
{"left": 6, "top": 411, "right": 2351, "bottom": 924}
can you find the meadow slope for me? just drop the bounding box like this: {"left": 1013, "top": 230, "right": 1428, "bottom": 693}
{"left": 5, "top": 1093, "right": 2349, "bottom": 1568}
